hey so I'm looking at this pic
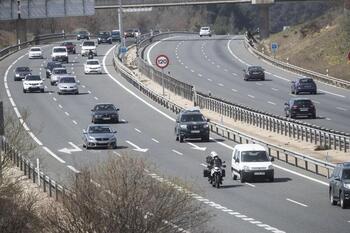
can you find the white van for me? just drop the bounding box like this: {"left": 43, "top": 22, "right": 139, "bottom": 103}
{"left": 231, "top": 144, "right": 274, "bottom": 183}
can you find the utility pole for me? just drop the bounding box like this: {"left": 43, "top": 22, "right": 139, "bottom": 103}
{"left": 16, "top": 0, "right": 27, "bottom": 44}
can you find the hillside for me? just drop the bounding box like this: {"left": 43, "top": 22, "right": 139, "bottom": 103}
{"left": 260, "top": 8, "right": 350, "bottom": 81}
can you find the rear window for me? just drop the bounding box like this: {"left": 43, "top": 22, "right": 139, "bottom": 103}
{"left": 248, "top": 66, "right": 263, "bottom": 72}
{"left": 60, "top": 77, "right": 75, "bottom": 83}
{"left": 30, "top": 48, "right": 41, "bottom": 51}
{"left": 299, "top": 78, "right": 314, "bottom": 84}
{"left": 241, "top": 151, "right": 269, "bottom": 162}
{"left": 294, "top": 99, "right": 312, "bottom": 105}
{"left": 87, "top": 60, "right": 99, "bottom": 65}
{"left": 83, "top": 41, "right": 95, "bottom": 46}
{"left": 112, "top": 31, "right": 120, "bottom": 35}
{"left": 201, "top": 27, "right": 209, "bottom": 30}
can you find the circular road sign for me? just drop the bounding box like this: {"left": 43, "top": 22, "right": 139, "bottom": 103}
{"left": 155, "top": 55, "right": 169, "bottom": 69}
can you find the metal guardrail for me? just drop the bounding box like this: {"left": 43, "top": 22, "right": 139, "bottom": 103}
{"left": 114, "top": 43, "right": 336, "bottom": 177}
{"left": 244, "top": 36, "right": 350, "bottom": 89}
{"left": 135, "top": 32, "right": 350, "bottom": 152}
{"left": 0, "top": 136, "right": 66, "bottom": 201}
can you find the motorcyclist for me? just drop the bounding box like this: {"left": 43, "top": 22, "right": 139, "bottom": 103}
{"left": 206, "top": 151, "right": 223, "bottom": 182}
{"left": 88, "top": 49, "right": 94, "bottom": 59}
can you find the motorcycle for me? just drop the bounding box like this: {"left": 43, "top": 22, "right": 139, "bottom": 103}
{"left": 203, "top": 163, "right": 226, "bottom": 188}
{"left": 88, "top": 52, "right": 94, "bottom": 59}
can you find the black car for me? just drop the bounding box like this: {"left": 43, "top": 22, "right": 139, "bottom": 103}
{"left": 329, "top": 162, "right": 350, "bottom": 209}
{"left": 91, "top": 103, "right": 120, "bottom": 123}
{"left": 243, "top": 66, "right": 265, "bottom": 81}
{"left": 97, "top": 31, "right": 112, "bottom": 44}
{"left": 124, "top": 29, "right": 134, "bottom": 38}
{"left": 291, "top": 77, "right": 317, "bottom": 95}
{"left": 61, "top": 41, "right": 76, "bottom": 54}
{"left": 46, "top": 61, "right": 63, "bottom": 79}
{"left": 111, "top": 30, "right": 121, "bottom": 42}
{"left": 175, "top": 108, "right": 210, "bottom": 143}
{"left": 77, "top": 31, "right": 90, "bottom": 40}
{"left": 284, "top": 98, "right": 316, "bottom": 119}
{"left": 14, "top": 66, "right": 31, "bottom": 81}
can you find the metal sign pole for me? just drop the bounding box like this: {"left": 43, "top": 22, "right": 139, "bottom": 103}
{"left": 162, "top": 68, "right": 165, "bottom": 96}
{"left": 0, "top": 101, "right": 4, "bottom": 136}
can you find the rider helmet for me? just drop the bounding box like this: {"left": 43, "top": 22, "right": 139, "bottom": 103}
{"left": 210, "top": 151, "right": 218, "bottom": 158}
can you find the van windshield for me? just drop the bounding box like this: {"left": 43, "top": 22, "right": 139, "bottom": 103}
{"left": 241, "top": 151, "right": 269, "bottom": 162}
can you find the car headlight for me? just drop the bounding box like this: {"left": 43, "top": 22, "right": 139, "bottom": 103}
{"left": 15, "top": 74, "right": 20, "bottom": 77}
{"left": 108, "top": 37, "right": 112, "bottom": 40}
{"left": 203, "top": 124, "right": 209, "bottom": 128}
{"left": 95, "top": 114, "right": 102, "bottom": 118}
{"left": 180, "top": 124, "right": 187, "bottom": 129}
{"left": 344, "top": 183, "right": 350, "bottom": 189}
{"left": 243, "top": 166, "right": 250, "bottom": 171}
{"left": 268, "top": 165, "right": 274, "bottom": 170}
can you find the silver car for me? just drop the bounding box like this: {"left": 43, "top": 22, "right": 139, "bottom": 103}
{"left": 51, "top": 67, "right": 68, "bottom": 86}
{"left": 82, "top": 124, "right": 117, "bottom": 149}
{"left": 57, "top": 76, "right": 79, "bottom": 95}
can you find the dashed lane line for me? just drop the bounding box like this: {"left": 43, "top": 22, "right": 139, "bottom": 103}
{"left": 172, "top": 149, "right": 183, "bottom": 156}
{"left": 152, "top": 138, "right": 160, "bottom": 143}
{"left": 67, "top": 165, "right": 80, "bottom": 173}
{"left": 286, "top": 198, "right": 308, "bottom": 207}
{"left": 134, "top": 128, "right": 142, "bottom": 133}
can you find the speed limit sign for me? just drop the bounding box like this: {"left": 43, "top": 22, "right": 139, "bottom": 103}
{"left": 155, "top": 55, "right": 169, "bottom": 69}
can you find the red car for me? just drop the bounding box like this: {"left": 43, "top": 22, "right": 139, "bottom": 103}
{"left": 61, "top": 41, "right": 76, "bottom": 54}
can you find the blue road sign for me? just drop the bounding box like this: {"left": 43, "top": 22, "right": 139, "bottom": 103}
{"left": 119, "top": 47, "right": 127, "bottom": 54}
{"left": 271, "top": 42, "right": 278, "bottom": 53}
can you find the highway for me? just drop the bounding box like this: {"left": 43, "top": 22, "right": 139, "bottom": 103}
{"left": 0, "top": 41, "right": 349, "bottom": 233}
{"left": 145, "top": 35, "right": 350, "bottom": 133}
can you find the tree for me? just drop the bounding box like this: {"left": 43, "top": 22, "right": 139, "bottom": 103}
{"left": 44, "top": 156, "right": 213, "bottom": 233}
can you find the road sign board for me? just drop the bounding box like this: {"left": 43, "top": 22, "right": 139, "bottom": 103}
{"left": 120, "top": 47, "right": 127, "bottom": 54}
{"left": 271, "top": 42, "right": 278, "bottom": 53}
{"left": 156, "top": 55, "right": 169, "bottom": 69}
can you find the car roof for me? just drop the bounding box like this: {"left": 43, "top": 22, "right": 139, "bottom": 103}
{"left": 88, "top": 124, "right": 112, "bottom": 128}
{"left": 248, "top": 65, "right": 263, "bottom": 69}
{"left": 181, "top": 107, "right": 201, "bottom": 114}
{"left": 234, "top": 144, "right": 266, "bottom": 152}
{"left": 53, "top": 46, "right": 67, "bottom": 49}
{"left": 95, "top": 103, "right": 114, "bottom": 106}
{"left": 86, "top": 59, "right": 99, "bottom": 62}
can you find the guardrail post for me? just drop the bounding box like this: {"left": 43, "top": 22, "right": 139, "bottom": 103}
{"left": 43, "top": 176, "right": 46, "bottom": 193}
{"left": 49, "top": 179, "right": 52, "bottom": 197}
{"left": 55, "top": 183, "right": 59, "bottom": 201}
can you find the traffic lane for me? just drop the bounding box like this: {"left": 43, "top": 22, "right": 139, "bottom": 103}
{"left": 104, "top": 49, "right": 350, "bottom": 233}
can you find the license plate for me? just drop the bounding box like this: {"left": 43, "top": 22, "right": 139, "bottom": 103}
{"left": 103, "top": 117, "right": 111, "bottom": 120}
{"left": 254, "top": 172, "right": 265, "bottom": 175}
{"left": 300, "top": 108, "right": 308, "bottom": 111}
{"left": 191, "top": 130, "right": 200, "bottom": 133}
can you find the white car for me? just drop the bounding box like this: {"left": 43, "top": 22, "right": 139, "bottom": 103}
{"left": 22, "top": 74, "right": 44, "bottom": 93}
{"left": 231, "top": 144, "right": 274, "bottom": 183}
{"left": 28, "top": 47, "right": 43, "bottom": 59}
{"left": 199, "top": 27, "right": 212, "bottom": 37}
{"left": 57, "top": 76, "right": 79, "bottom": 95}
{"left": 50, "top": 67, "right": 68, "bottom": 86}
{"left": 84, "top": 59, "right": 102, "bottom": 74}
{"left": 81, "top": 40, "right": 97, "bottom": 56}
{"left": 51, "top": 46, "right": 68, "bottom": 63}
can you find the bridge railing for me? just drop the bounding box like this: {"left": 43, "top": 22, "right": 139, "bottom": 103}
{"left": 113, "top": 43, "right": 336, "bottom": 177}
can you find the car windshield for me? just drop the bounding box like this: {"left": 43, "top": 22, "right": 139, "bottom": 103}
{"left": 88, "top": 126, "right": 111, "bottom": 134}
{"left": 248, "top": 66, "right": 263, "bottom": 72}
{"left": 53, "top": 69, "right": 67, "bottom": 74}
{"left": 26, "top": 75, "right": 41, "bottom": 81}
{"left": 95, "top": 104, "right": 115, "bottom": 111}
{"left": 299, "top": 78, "right": 314, "bottom": 84}
{"left": 201, "top": 27, "right": 209, "bottom": 30}
{"left": 180, "top": 114, "right": 205, "bottom": 122}
{"left": 30, "top": 48, "right": 40, "bottom": 51}
{"left": 342, "top": 169, "right": 350, "bottom": 179}
{"left": 112, "top": 31, "right": 120, "bottom": 35}
{"left": 54, "top": 48, "right": 66, "bottom": 53}
{"left": 60, "top": 77, "right": 75, "bottom": 83}
{"left": 79, "top": 31, "right": 88, "bottom": 35}
{"left": 241, "top": 151, "right": 269, "bottom": 162}
{"left": 99, "top": 32, "right": 110, "bottom": 36}
{"left": 294, "top": 99, "right": 312, "bottom": 105}
{"left": 83, "top": 41, "right": 95, "bottom": 46}
{"left": 17, "top": 67, "right": 30, "bottom": 72}
{"left": 87, "top": 60, "right": 99, "bottom": 65}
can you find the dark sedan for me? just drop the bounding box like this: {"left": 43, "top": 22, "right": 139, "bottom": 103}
{"left": 91, "top": 103, "right": 120, "bottom": 123}
{"left": 97, "top": 31, "right": 112, "bottom": 44}
{"left": 77, "top": 31, "right": 90, "bottom": 40}
{"left": 82, "top": 124, "right": 117, "bottom": 149}
{"left": 284, "top": 98, "right": 316, "bottom": 119}
{"left": 291, "top": 77, "right": 317, "bottom": 95}
{"left": 14, "top": 66, "right": 31, "bottom": 81}
{"left": 46, "top": 61, "right": 63, "bottom": 79}
{"left": 61, "top": 41, "right": 76, "bottom": 54}
{"left": 243, "top": 66, "right": 265, "bottom": 81}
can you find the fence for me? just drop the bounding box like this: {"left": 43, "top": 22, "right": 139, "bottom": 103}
{"left": 134, "top": 32, "right": 350, "bottom": 152}
{"left": 114, "top": 43, "right": 336, "bottom": 177}
{"left": 0, "top": 136, "right": 66, "bottom": 201}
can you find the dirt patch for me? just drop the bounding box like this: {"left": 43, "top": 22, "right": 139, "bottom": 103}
{"left": 124, "top": 47, "right": 349, "bottom": 164}
{"left": 0, "top": 30, "right": 16, "bottom": 49}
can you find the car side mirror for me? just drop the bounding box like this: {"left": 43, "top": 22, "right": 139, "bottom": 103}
{"left": 207, "top": 119, "right": 210, "bottom": 122}
{"left": 91, "top": 109, "right": 94, "bottom": 112}
{"left": 116, "top": 108, "right": 120, "bottom": 111}
{"left": 113, "top": 130, "right": 117, "bottom": 134}
{"left": 83, "top": 129, "right": 87, "bottom": 134}
{"left": 334, "top": 176, "right": 341, "bottom": 181}
{"left": 270, "top": 157, "right": 275, "bottom": 162}
{"left": 222, "top": 164, "right": 226, "bottom": 168}
{"left": 284, "top": 102, "right": 289, "bottom": 106}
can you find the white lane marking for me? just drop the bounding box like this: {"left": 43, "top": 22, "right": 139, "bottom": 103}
{"left": 224, "top": 69, "right": 228, "bottom": 72}
{"left": 232, "top": 73, "right": 237, "bottom": 76}
{"left": 248, "top": 95, "right": 255, "bottom": 99}
{"left": 326, "top": 118, "right": 332, "bottom": 121}
{"left": 29, "top": 132, "right": 43, "bottom": 146}
{"left": 48, "top": 92, "right": 52, "bottom": 95}
{"left": 172, "top": 149, "right": 183, "bottom": 155}
{"left": 82, "top": 85, "right": 86, "bottom": 88}
{"left": 268, "top": 101, "right": 276, "bottom": 105}
{"left": 13, "top": 107, "right": 21, "bottom": 118}
{"left": 94, "top": 96, "right": 99, "bottom": 100}
{"left": 146, "top": 36, "right": 181, "bottom": 67}
{"left": 227, "top": 39, "right": 250, "bottom": 66}
{"left": 218, "top": 83, "right": 224, "bottom": 87}
{"left": 104, "top": 45, "right": 329, "bottom": 190}
{"left": 58, "top": 104, "right": 63, "bottom": 109}
{"left": 232, "top": 88, "right": 238, "bottom": 92}
{"left": 113, "top": 151, "right": 122, "bottom": 157}
{"left": 67, "top": 165, "right": 80, "bottom": 173}
{"left": 273, "top": 164, "right": 328, "bottom": 186}
{"left": 125, "top": 140, "right": 148, "bottom": 152}
{"left": 44, "top": 85, "right": 47, "bottom": 89}
{"left": 211, "top": 62, "right": 215, "bottom": 65}
{"left": 245, "top": 182, "right": 255, "bottom": 188}
{"left": 152, "top": 138, "right": 159, "bottom": 143}
{"left": 273, "top": 74, "right": 289, "bottom": 82}
{"left": 286, "top": 198, "right": 308, "bottom": 207}
{"left": 208, "top": 78, "right": 212, "bottom": 82}
{"left": 319, "top": 89, "right": 346, "bottom": 98}
{"left": 216, "top": 65, "right": 220, "bottom": 68}
{"left": 88, "top": 90, "right": 92, "bottom": 94}
{"left": 271, "top": 88, "right": 279, "bottom": 91}
{"left": 256, "top": 82, "right": 263, "bottom": 86}
{"left": 53, "top": 97, "right": 57, "bottom": 101}
{"left": 336, "top": 107, "right": 347, "bottom": 111}
{"left": 65, "top": 112, "right": 70, "bottom": 116}
{"left": 265, "top": 71, "right": 272, "bottom": 75}
{"left": 185, "top": 66, "right": 188, "bottom": 69}
{"left": 198, "top": 73, "right": 203, "bottom": 77}
{"left": 72, "top": 120, "right": 78, "bottom": 125}
{"left": 43, "top": 146, "right": 66, "bottom": 163}
{"left": 134, "top": 128, "right": 142, "bottom": 133}
{"left": 200, "top": 163, "right": 207, "bottom": 168}
{"left": 190, "top": 69, "right": 195, "bottom": 73}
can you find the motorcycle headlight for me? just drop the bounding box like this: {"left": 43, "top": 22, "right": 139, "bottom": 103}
{"left": 344, "top": 183, "right": 350, "bottom": 189}
{"left": 180, "top": 124, "right": 187, "bottom": 129}
{"left": 243, "top": 166, "right": 250, "bottom": 171}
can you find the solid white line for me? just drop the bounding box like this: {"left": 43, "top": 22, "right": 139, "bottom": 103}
{"left": 113, "top": 151, "right": 122, "bottom": 157}
{"left": 29, "top": 132, "right": 43, "bottom": 146}
{"left": 88, "top": 90, "right": 92, "bottom": 94}
{"left": 245, "top": 182, "right": 255, "bottom": 188}
{"left": 58, "top": 104, "right": 63, "bottom": 109}
{"left": 135, "top": 128, "right": 142, "bottom": 133}
{"left": 94, "top": 96, "right": 99, "bottom": 100}
{"left": 256, "top": 83, "right": 263, "bottom": 86}
{"left": 147, "top": 36, "right": 180, "bottom": 67}
{"left": 271, "top": 88, "right": 279, "bottom": 91}
{"left": 43, "top": 146, "right": 66, "bottom": 163}
{"left": 13, "top": 107, "right": 21, "bottom": 118}
{"left": 232, "top": 88, "right": 238, "bottom": 92}
{"left": 53, "top": 97, "right": 57, "bottom": 101}
{"left": 268, "top": 101, "right": 276, "bottom": 105}
{"left": 319, "top": 89, "right": 345, "bottom": 98}
{"left": 172, "top": 149, "right": 183, "bottom": 155}
{"left": 273, "top": 164, "right": 328, "bottom": 186}
{"left": 208, "top": 78, "right": 212, "bottom": 82}
{"left": 227, "top": 39, "right": 250, "bottom": 66}
{"left": 248, "top": 95, "right": 255, "bottom": 99}
{"left": 286, "top": 198, "right": 308, "bottom": 207}
{"left": 336, "top": 107, "right": 347, "bottom": 111}
{"left": 72, "top": 120, "right": 78, "bottom": 125}
{"left": 152, "top": 138, "right": 159, "bottom": 143}
{"left": 65, "top": 112, "right": 70, "bottom": 116}
{"left": 272, "top": 74, "right": 290, "bottom": 82}
{"left": 67, "top": 165, "right": 80, "bottom": 173}
{"left": 218, "top": 83, "right": 224, "bottom": 87}
{"left": 190, "top": 69, "right": 195, "bottom": 73}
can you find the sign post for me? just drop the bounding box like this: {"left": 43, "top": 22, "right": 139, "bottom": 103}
{"left": 155, "top": 55, "right": 169, "bottom": 96}
{"left": 0, "top": 101, "right": 4, "bottom": 136}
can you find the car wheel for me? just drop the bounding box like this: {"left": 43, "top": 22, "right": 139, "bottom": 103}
{"left": 50, "top": 82, "right": 54, "bottom": 86}
{"left": 290, "top": 113, "right": 296, "bottom": 119}
{"left": 232, "top": 170, "right": 237, "bottom": 180}
{"left": 202, "top": 136, "right": 210, "bottom": 142}
{"left": 23, "top": 89, "right": 26, "bottom": 93}
{"left": 269, "top": 175, "right": 274, "bottom": 182}
{"left": 175, "top": 134, "right": 179, "bottom": 141}
{"left": 240, "top": 172, "right": 246, "bottom": 183}
{"left": 58, "top": 92, "right": 61, "bottom": 95}
{"left": 295, "top": 91, "right": 299, "bottom": 95}
{"left": 330, "top": 189, "right": 337, "bottom": 205}
{"left": 340, "top": 192, "right": 348, "bottom": 209}
{"left": 179, "top": 135, "right": 184, "bottom": 143}
{"left": 41, "top": 89, "right": 44, "bottom": 93}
